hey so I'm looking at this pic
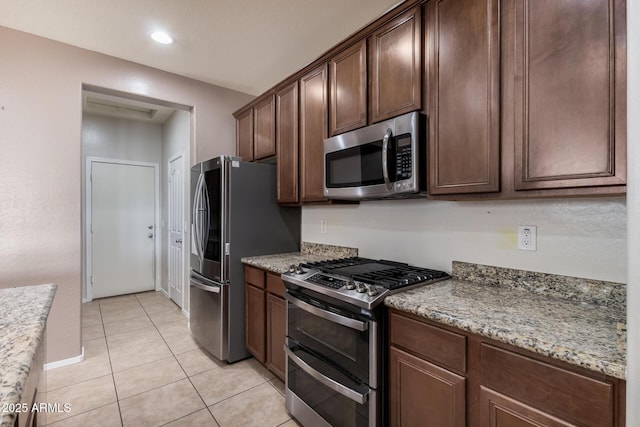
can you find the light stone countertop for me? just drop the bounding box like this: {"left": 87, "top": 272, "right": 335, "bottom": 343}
{"left": 241, "top": 242, "right": 358, "bottom": 274}
{"left": 0, "top": 284, "right": 56, "bottom": 427}
{"left": 242, "top": 249, "right": 627, "bottom": 380}
{"left": 385, "top": 262, "right": 626, "bottom": 380}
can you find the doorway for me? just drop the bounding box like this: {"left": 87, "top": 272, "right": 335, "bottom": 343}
{"left": 86, "top": 158, "right": 160, "bottom": 300}
{"left": 81, "top": 87, "right": 191, "bottom": 311}
{"left": 168, "top": 153, "right": 185, "bottom": 306}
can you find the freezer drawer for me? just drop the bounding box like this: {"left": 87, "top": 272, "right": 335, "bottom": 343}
{"left": 189, "top": 273, "right": 227, "bottom": 360}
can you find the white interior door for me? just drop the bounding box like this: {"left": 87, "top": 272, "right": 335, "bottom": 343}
{"left": 91, "top": 161, "right": 156, "bottom": 299}
{"left": 168, "top": 155, "right": 184, "bottom": 307}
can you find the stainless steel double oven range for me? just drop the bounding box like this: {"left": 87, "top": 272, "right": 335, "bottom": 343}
{"left": 281, "top": 257, "right": 449, "bottom": 427}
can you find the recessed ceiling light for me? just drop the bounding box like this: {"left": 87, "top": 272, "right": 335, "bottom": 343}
{"left": 150, "top": 31, "right": 173, "bottom": 44}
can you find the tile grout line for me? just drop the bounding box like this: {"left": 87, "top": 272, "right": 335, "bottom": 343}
{"left": 99, "top": 298, "right": 125, "bottom": 427}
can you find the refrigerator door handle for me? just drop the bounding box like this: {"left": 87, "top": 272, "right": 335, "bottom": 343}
{"left": 202, "top": 180, "right": 210, "bottom": 255}
{"left": 190, "top": 277, "right": 221, "bottom": 293}
{"left": 192, "top": 172, "right": 205, "bottom": 261}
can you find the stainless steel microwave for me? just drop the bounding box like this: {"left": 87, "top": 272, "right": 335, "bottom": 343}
{"left": 323, "top": 111, "right": 426, "bottom": 200}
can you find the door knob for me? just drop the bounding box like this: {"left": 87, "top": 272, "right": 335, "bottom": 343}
{"left": 148, "top": 225, "right": 154, "bottom": 229}
{"left": 148, "top": 233, "right": 154, "bottom": 238}
{"left": 176, "top": 239, "right": 182, "bottom": 243}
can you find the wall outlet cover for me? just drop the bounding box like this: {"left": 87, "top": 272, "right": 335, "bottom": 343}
{"left": 518, "top": 225, "right": 537, "bottom": 251}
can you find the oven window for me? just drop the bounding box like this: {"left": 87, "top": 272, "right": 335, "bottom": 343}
{"left": 288, "top": 352, "right": 370, "bottom": 427}
{"left": 326, "top": 140, "right": 392, "bottom": 188}
{"left": 287, "top": 296, "right": 371, "bottom": 383}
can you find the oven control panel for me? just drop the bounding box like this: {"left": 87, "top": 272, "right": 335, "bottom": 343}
{"left": 291, "top": 273, "right": 387, "bottom": 309}
{"left": 306, "top": 273, "right": 348, "bottom": 289}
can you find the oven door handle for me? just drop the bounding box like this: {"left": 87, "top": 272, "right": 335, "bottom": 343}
{"left": 285, "top": 293, "right": 368, "bottom": 332}
{"left": 285, "top": 346, "right": 369, "bottom": 405}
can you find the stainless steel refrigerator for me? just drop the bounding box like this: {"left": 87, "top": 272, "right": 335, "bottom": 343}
{"left": 190, "top": 156, "right": 300, "bottom": 362}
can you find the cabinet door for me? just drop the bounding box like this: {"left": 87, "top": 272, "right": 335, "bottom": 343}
{"left": 254, "top": 95, "right": 276, "bottom": 160}
{"left": 368, "top": 6, "right": 422, "bottom": 124}
{"left": 266, "top": 293, "right": 286, "bottom": 380}
{"left": 511, "top": 0, "right": 626, "bottom": 190}
{"left": 426, "top": 0, "right": 500, "bottom": 194}
{"left": 480, "top": 387, "right": 577, "bottom": 427}
{"left": 276, "top": 82, "right": 299, "bottom": 203}
{"left": 329, "top": 39, "right": 367, "bottom": 136}
{"left": 481, "top": 343, "right": 613, "bottom": 426}
{"left": 300, "top": 64, "right": 328, "bottom": 202}
{"left": 235, "top": 108, "right": 254, "bottom": 161}
{"left": 245, "top": 284, "right": 265, "bottom": 363}
{"left": 389, "top": 347, "right": 465, "bottom": 427}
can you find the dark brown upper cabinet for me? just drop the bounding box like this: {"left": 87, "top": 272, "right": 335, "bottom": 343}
{"left": 329, "top": 39, "right": 367, "bottom": 136}
{"left": 426, "top": 0, "right": 501, "bottom": 195}
{"left": 509, "top": 0, "right": 626, "bottom": 191}
{"left": 253, "top": 95, "right": 276, "bottom": 160}
{"left": 276, "top": 81, "right": 299, "bottom": 204}
{"left": 299, "top": 64, "right": 329, "bottom": 203}
{"left": 235, "top": 108, "right": 253, "bottom": 162}
{"left": 368, "top": 5, "right": 422, "bottom": 124}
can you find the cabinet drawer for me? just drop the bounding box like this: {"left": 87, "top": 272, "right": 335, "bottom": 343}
{"left": 389, "top": 311, "right": 466, "bottom": 374}
{"left": 244, "top": 266, "right": 265, "bottom": 288}
{"left": 481, "top": 344, "right": 613, "bottom": 427}
{"left": 266, "top": 272, "right": 285, "bottom": 298}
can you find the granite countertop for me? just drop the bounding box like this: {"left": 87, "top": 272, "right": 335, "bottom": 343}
{"left": 241, "top": 242, "right": 358, "bottom": 274}
{"left": 385, "top": 262, "right": 626, "bottom": 380}
{"left": 0, "top": 284, "right": 56, "bottom": 427}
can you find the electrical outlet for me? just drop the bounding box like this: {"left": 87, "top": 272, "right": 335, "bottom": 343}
{"left": 320, "top": 220, "right": 328, "bottom": 234}
{"left": 518, "top": 225, "right": 537, "bottom": 251}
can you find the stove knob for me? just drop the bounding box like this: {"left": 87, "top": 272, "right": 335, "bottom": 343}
{"left": 288, "top": 264, "right": 297, "bottom": 274}
{"left": 295, "top": 266, "right": 306, "bottom": 274}
{"left": 366, "top": 286, "right": 379, "bottom": 297}
{"left": 345, "top": 280, "right": 356, "bottom": 290}
{"left": 355, "top": 283, "right": 367, "bottom": 293}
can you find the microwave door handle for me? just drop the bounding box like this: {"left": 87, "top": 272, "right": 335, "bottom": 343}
{"left": 284, "top": 293, "right": 368, "bottom": 332}
{"left": 382, "top": 128, "right": 393, "bottom": 190}
{"left": 284, "top": 346, "right": 369, "bottom": 405}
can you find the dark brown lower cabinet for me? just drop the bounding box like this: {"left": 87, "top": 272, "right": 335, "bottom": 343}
{"left": 389, "top": 347, "right": 465, "bottom": 427}
{"left": 389, "top": 309, "right": 626, "bottom": 427}
{"left": 480, "top": 387, "right": 578, "bottom": 427}
{"left": 244, "top": 283, "right": 265, "bottom": 363}
{"left": 266, "top": 293, "right": 286, "bottom": 379}
{"left": 244, "top": 265, "right": 287, "bottom": 380}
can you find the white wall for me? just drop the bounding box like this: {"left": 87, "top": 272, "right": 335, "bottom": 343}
{"left": 160, "top": 110, "right": 191, "bottom": 313}
{"left": 626, "top": 0, "right": 639, "bottom": 422}
{"left": 82, "top": 113, "right": 163, "bottom": 163}
{"left": 303, "top": 197, "right": 626, "bottom": 283}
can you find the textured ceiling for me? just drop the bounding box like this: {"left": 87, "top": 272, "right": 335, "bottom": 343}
{"left": 0, "top": 0, "right": 403, "bottom": 96}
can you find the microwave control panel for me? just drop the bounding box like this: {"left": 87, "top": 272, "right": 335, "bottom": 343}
{"left": 395, "top": 134, "right": 413, "bottom": 180}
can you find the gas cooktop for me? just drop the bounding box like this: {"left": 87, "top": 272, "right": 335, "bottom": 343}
{"left": 281, "top": 257, "right": 450, "bottom": 310}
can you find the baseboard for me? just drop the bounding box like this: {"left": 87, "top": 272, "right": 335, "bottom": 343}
{"left": 182, "top": 308, "right": 190, "bottom": 319}
{"left": 44, "top": 347, "right": 85, "bottom": 371}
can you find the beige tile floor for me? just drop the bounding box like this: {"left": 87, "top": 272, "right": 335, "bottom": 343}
{"left": 44, "top": 291, "right": 301, "bottom": 427}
